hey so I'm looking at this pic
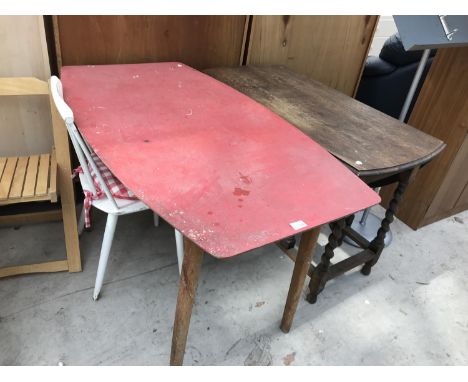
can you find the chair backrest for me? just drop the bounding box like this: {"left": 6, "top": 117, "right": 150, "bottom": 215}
{"left": 50, "top": 76, "right": 118, "bottom": 209}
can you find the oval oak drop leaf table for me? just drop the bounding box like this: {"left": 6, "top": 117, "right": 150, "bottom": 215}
{"left": 205, "top": 65, "right": 445, "bottom": 304}
{"left": 61, "top": 62, "right": 379, "bottom": 365}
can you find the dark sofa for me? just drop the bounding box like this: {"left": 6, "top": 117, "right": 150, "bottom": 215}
{"left": 356, "top": 33, "right": 437, "bottom": 122}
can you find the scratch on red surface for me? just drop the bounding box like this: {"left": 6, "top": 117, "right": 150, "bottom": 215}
{"left": 233, "top": 187, "right": 250, "bottom": 196}
{"left": 239, "top": 172, "right": 252, "bottom": 184}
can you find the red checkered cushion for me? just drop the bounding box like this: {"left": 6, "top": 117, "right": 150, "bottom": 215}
{"left": 87, "top": 152, "right": 137, "bottom": 200}
{"left": 74, "top": 152, "right": 138, "bottom": 228}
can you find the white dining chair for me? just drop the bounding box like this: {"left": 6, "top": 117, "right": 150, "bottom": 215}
{"left": 50, "top": 76, "right": 184, "bottom": 300}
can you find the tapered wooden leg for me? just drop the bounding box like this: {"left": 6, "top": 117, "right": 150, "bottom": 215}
{"left": 280, "top": 226, "right": 321, "bottom": 333}
{"left": 170, "top": 237, "right": 204, "bottom": 366}
{"left": 49, "top": 84, "right": 81, "bottom": 272}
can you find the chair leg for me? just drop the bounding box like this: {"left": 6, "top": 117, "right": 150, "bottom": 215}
{"left": 153, "top": 212, "right": 160, "bottom": 227}
{"left": 175, "top": 229, "right": 184, "bottom": 274}
{"left": 93, "top": 213, "right": 119, "bottom": 301}
{"left": 78, "top": 203, "right": 86, "bottom": 236}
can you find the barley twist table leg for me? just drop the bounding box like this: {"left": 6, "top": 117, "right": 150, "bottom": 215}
{"left": 361, "top": 175, "right": 410, "bottom": 276}
{"left": 307, "top": 219, "right": 346, "bottom": 304}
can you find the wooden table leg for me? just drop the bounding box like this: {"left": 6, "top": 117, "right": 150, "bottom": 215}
{"left": 307, "top": 219, "right": 346, "bottom": 304}
{"left": 170, "top": 236, "right": 204, "bottom": 366}
{"left": 280, "top": 226, "right": 321, "bottom": 333}
{"left": 361, "top": 169, "right": 415, "bottom": 276}
{"left": 49, "top": 84, "right": 81, "bottom": 272}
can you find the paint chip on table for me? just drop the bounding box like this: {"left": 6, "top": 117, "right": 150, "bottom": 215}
{"left": 289, "top": 220, "right": 307, "bottom": 230}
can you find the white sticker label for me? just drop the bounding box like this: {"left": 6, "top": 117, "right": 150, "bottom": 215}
{"left": 289, "top": 220, "right": 307, "bottom": 230}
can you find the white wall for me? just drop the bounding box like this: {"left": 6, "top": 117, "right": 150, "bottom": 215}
{"left": 368, "top": 16, "right": 398, "bottom": 57}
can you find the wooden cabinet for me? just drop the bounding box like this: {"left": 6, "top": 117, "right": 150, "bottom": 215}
{"left": 381, "top": 47, "right": 468, "bottom": 228}
{"left": 52, "top": 15, "right": 377, "bottom": 98}
{"left": 53, "top": 16, "right": 249, "bottom": 70}
{"left": 425, "top": 135, "right": 468, "bottom": 219}
{"left": 246, "top": 16, "right": 378, "bottom": 96}
{"left": 0, "top": 16, "right": 53, "bottom": 156}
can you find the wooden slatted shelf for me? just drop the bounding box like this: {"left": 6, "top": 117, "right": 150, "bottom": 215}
{"left": 0, "top": 150, "right": 57, "bottom": 205}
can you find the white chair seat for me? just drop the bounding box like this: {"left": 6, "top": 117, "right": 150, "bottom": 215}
{"left": 79, "top": 172, "right": 148, "bottom": 215}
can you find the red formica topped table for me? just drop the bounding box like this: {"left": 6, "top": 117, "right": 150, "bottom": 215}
{"left": 61, "top": 62, "right": 379, "bottom": 364}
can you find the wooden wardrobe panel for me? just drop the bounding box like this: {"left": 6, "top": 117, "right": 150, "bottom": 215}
{"left": 55, "top": 16, "right": 248, "bottom": 70}
{"left": 382, "top": 47, "right": 468, "bottom": 228}
{"left": 0, "top": 16, "right": 53, "bottom": 156}
{"left": 425, "top": 134, "right": 468, "bottom": 219}
{"left": 246, "top": 15, "right": 378, "bottom": 96}
{"left": 457, "top": 180, "right": 468, "bottom": 209}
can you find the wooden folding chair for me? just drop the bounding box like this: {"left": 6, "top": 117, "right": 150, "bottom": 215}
{"left": 0, "top": 77, "right": 81, "bottom": 278}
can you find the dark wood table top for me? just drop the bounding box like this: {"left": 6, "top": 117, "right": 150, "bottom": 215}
{"left": 205, "top": 65, "right": 445, "bottom": 178}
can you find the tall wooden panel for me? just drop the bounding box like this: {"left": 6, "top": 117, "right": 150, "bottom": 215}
{"left": 0, "top": 16, "right": 53, "bottom": 156}
{"left": 246, "top": 16, "right": 378, "bottom": 96}
{"left": 425, "top": 135, "right": 468, "bottom": 219}
{"left": 381, "top": 47, "right": 468, "bottom": 228}
{"left": 54, "top": 16, "right": 248, "bottom": 70}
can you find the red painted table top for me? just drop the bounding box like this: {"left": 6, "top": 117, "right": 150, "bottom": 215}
{"left": 61, "top": 63, "right": 379, "bottom": 258}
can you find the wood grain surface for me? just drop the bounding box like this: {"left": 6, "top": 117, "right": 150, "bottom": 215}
{"left": 205, "top": 65, "right": 445, "bottom": 177}
{"left": 54, "top": 16, "right": 248, "bottom": 70}
{"left": 0, "top": 16, "right": 53, "bottom": 156}
{"left": 246, "top": 16, "right": 378, "bottom": 96}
